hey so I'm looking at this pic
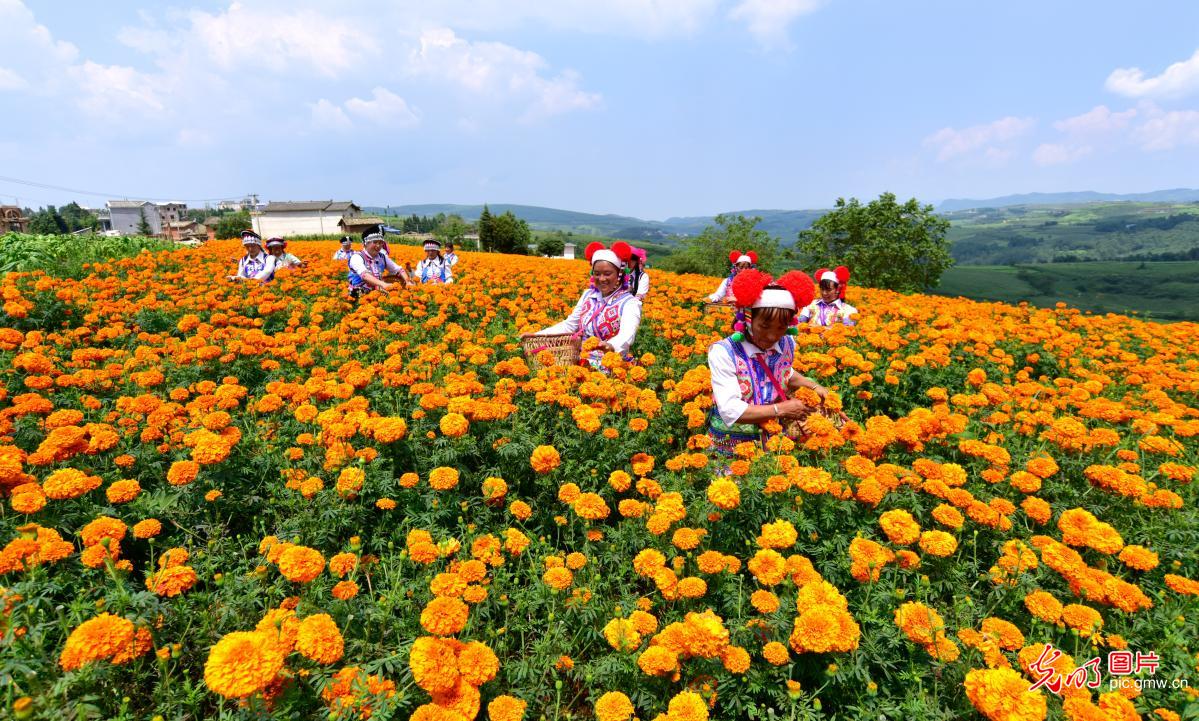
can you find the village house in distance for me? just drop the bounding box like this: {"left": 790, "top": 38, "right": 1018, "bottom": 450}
{"left": 251, "top": 200, "right": 361, "bottom": 238}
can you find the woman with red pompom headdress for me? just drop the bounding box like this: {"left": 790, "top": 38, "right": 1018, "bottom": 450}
{"left": 525, "top": 241, "right": 642, "bottom": 369}
{"left": 706, "top": 268, "right": 837, "bottom": 455}
{"left": 798, "top": 266, "right": 857, "bottom": 327}
{"left": 706, "top": 250, "right": 758, "bottom": 303}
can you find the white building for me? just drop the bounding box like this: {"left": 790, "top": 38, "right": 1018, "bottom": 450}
{"left": 108, "top": 200, "right": 187, "bottom": 236}
{"left": 252, "top": 201, "right": 361, "bottom": 238}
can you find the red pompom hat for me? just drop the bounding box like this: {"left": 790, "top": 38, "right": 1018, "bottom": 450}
{"left": 585, "top": 241, "right": 632, "bottom": 268}
{"left": 729, "top": 250, "right": 758, "bottom": 267}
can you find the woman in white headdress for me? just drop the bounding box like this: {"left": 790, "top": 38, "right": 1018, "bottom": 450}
{"left": 346, "top": 226, "right": 408, "bottom": 300}
{"left": 526, "top": 241, "right": 641, "bottom": 368}
{"left": 228, "top": 230, "right": 278, "bottom": 282}
{"left": 707, "top": 250, "right": 757, "bottom": 303}
{"left": 414, "top": 239, "right": 454, "bottom": 284}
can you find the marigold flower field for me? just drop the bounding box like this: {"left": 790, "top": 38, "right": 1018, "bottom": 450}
{"left": 1, "top": 241, "right": 1197, "bottom": 720}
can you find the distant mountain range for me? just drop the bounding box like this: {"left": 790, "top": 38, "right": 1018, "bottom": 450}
{"left": 367, "top": 204, "right": 826, "bottom": 242}
{"left": 367, "top": 189, "right": 1199, "bottom": 241}
{"left": 938, "top": 189, "right": 1199, "bottom": 212}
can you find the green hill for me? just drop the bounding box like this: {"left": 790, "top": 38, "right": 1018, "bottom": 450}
{"left": 945, "top": 202, "right": 1199, "bottom": 264}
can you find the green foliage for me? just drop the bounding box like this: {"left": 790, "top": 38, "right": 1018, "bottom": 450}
{"left": 28, "top": 205, "right": 69, "bottom": 235}
{"left": 478, "top": 204, "right": 494, "bottom": 252}
{"left": 434, "top": 214, "right": 470, "bottom": 249}
{"left": 798, "top": 193, "right": 952, "bottom": 292}
{"left": 490, "top": 210, "right": 531, "bottom": 255}
{"left": 535, "top": 231, "right": 567, "bottom": 257}
{"left": 656, "top": 214, "right": 783, "bottom": 277}
{"left": 137, "top": 207, "right": 153, "bottom": 236}
{"left": 0, "top": 232, "right": 175, "bottom": 278}
{"left": 944, "top": 201, "right": 1199, "bottom": 264}
{"left": 932, "top": 261, "right": 1199, "bottom": 321}
{"left": 213, "top": 212, "right": 251, "bottom": 240}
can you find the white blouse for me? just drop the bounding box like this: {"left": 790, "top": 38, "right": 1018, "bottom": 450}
{"left": 539, "top": 289, "right": 642, "bottom": 356}
{"left": 707, "top": 339, "right": 795, "bottom": 427}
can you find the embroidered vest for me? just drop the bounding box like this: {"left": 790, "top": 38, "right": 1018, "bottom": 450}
{"left": 419, "top": 260, "right": 447, "bottom": 284}
{"left": 241, "top": 254, "right": 274, "bottom": 281}
{"left": 347, "top": 250, "right": 387, "bottom": 290}
{"left": 708, "top": 336, "right": 796, "bottom": 443}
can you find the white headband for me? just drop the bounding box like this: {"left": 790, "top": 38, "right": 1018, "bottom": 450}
{"left": 590, "top": 249, "right": 620, "bottom": 268}
{"left": 242, "top": 237, "right": 262, "bottom": 246}
{"left": 735, "top": 255, "right": 752, "bottom": 265}
{"left": 423, "top": 242, "right": 440, "bottom": 251}
{"left": 819, "top": 271, "right": 839, "bottom": 284}
{"left": 751, "top": 288, "right": 796, "bottom": 310}
{"left": 266, "top": 239, "right": 285, "bottom": 248}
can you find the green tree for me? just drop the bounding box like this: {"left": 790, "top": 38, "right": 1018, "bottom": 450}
{"left": 59, "top": 202, "right": 98, "bottom": 232}
{"left": 797, "top": 193, "right": 952, "bottom": 292}
{"left": 137, "top": 207, "right": 154, "bottom": 236}
{"left": 490, "top": 211, "right": 531, "bottom": 255}
{"left": 214, "top": 211, "right": 251, "bottom": 240}
{"left": 657, "top": 214, "right": 782, "bottom": 276}
{"left": 434, "top": 214, "right": 468, "bottom": 248}
{"left": 477, "top": 204, "right": 494, "bottom": 252}
{"left": 28, "top": 205, "right": 69, "bottom": 235}
{"left": 535, "top": 231, "right": 567, "bottom": 257}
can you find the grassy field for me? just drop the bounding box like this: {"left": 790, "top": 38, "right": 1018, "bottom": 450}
{"left": 945, "top": 202, "right": 1199, "bottom": 264}
{"left": 932, "top": 261, "right": 1199, "bottom": 321}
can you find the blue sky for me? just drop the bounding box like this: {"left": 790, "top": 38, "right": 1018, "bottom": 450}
{"left": 3, "top": 0, "right": 1199, "bottom": 219}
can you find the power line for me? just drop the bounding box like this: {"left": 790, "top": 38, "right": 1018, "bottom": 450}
{"left": 0, "top": 174, "right": 245, "bottom": 204}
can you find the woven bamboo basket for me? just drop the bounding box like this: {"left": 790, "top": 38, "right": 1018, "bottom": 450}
{"left": 521, "top": 333, "right": 581, "bottom": 367}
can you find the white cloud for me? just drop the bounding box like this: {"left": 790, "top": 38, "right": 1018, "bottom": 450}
{"left": 0, "top": 66, "right": 26, "bottom": 90}
{"left": 1107, "top": 48, "right": 1199, "bottom": 100}
{"left": 1053, "top": 105, "right": 1136, "bottom": 135}
{"left": 728, "top": 0, "right": 824, "bottom": 47}
{"left": 923, "top": 116, "right": 1035, "bottom": 162}
{"left": 0, "top": 0, "right": 79, "bottom": 92}
{"left": 312, "top": 87, "right": 421, "bottom": 131}
{"left": 345, "top": 88, "right": 420, "bottom": 127}
{"left": 403, "top": 0, "right": 720, "bottom": 37}
{"left": 183, "top": 3, "right": 375, "bottom": 79}
{"left": 69, "top": 60, "right": 166, "bottom": 118}
{"left": 310, "top": 99, "right": 352, "bottom": 131}
{"left": 408, "top": 28, "right": 601, "bottom": 120}
{"left": 1132, "top": 106, "right": 1199, "bottom": 151}
{"left": 1033, "top": 143, "right": 1093, "bottom": 166}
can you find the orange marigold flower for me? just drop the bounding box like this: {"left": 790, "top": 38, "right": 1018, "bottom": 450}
{"left": 43, "top": 468, "right": 102, "bottom": 500}
{"left": 439, "top": 413, "right": 469, "bottom": 438}
{"left": 542, "top": 566, "right": 573, "bottom": 591}
{"left": 429, "top": 467, "right": 460, "bottom": 491}
{"left": 788, "top": 606, "right": 860, "bottom": 654}
{"left": 296, "top": 613, "right": 345, "bottom": 665}
{"left": 919, "top": 530, "right": 958, "bottom": 557}
{"left": 763, "top": 640, "right": 791, "bottom": 665}
{"left": 879, "top": 509, "right": 921, "bottom": 546}
{"left": 277, "top": 545, "right": 325, "bottom": 583}
{"left": 594, "top": 691, "right": 635, "bottom": 721}
{"left": 59, "top": 613, "right": 151, "bottom": 671}
{"left": 420, "top": 596, "right": 470, "bottom": 636}
{"left": 166, "top": 460, "right": 199, "bottom": 486}
{"left": 145, "top": 565, "right": 197, "bottom": 597}
{"left": 488, "top": 695, "right": 528, "bottom": 721}
{"left": 964, "top": 667, "right": 1047, "bottom": 721}
{"left": 573, "top": 492, "right": 610, "bottom": 521}
{"left": 530, "top": 445, "right": 561, "bottom": 474}
{"left": 706, "top": 478, "right": 740, "bottom": 510}
{"left": 332, "top": 580, "right": 359, "bottom": 600}
{"left": 105, "top": 479, "right": 141, "bottom": 504}
{"left": 203, "top": 630, "right": 287, "bottom": 698}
